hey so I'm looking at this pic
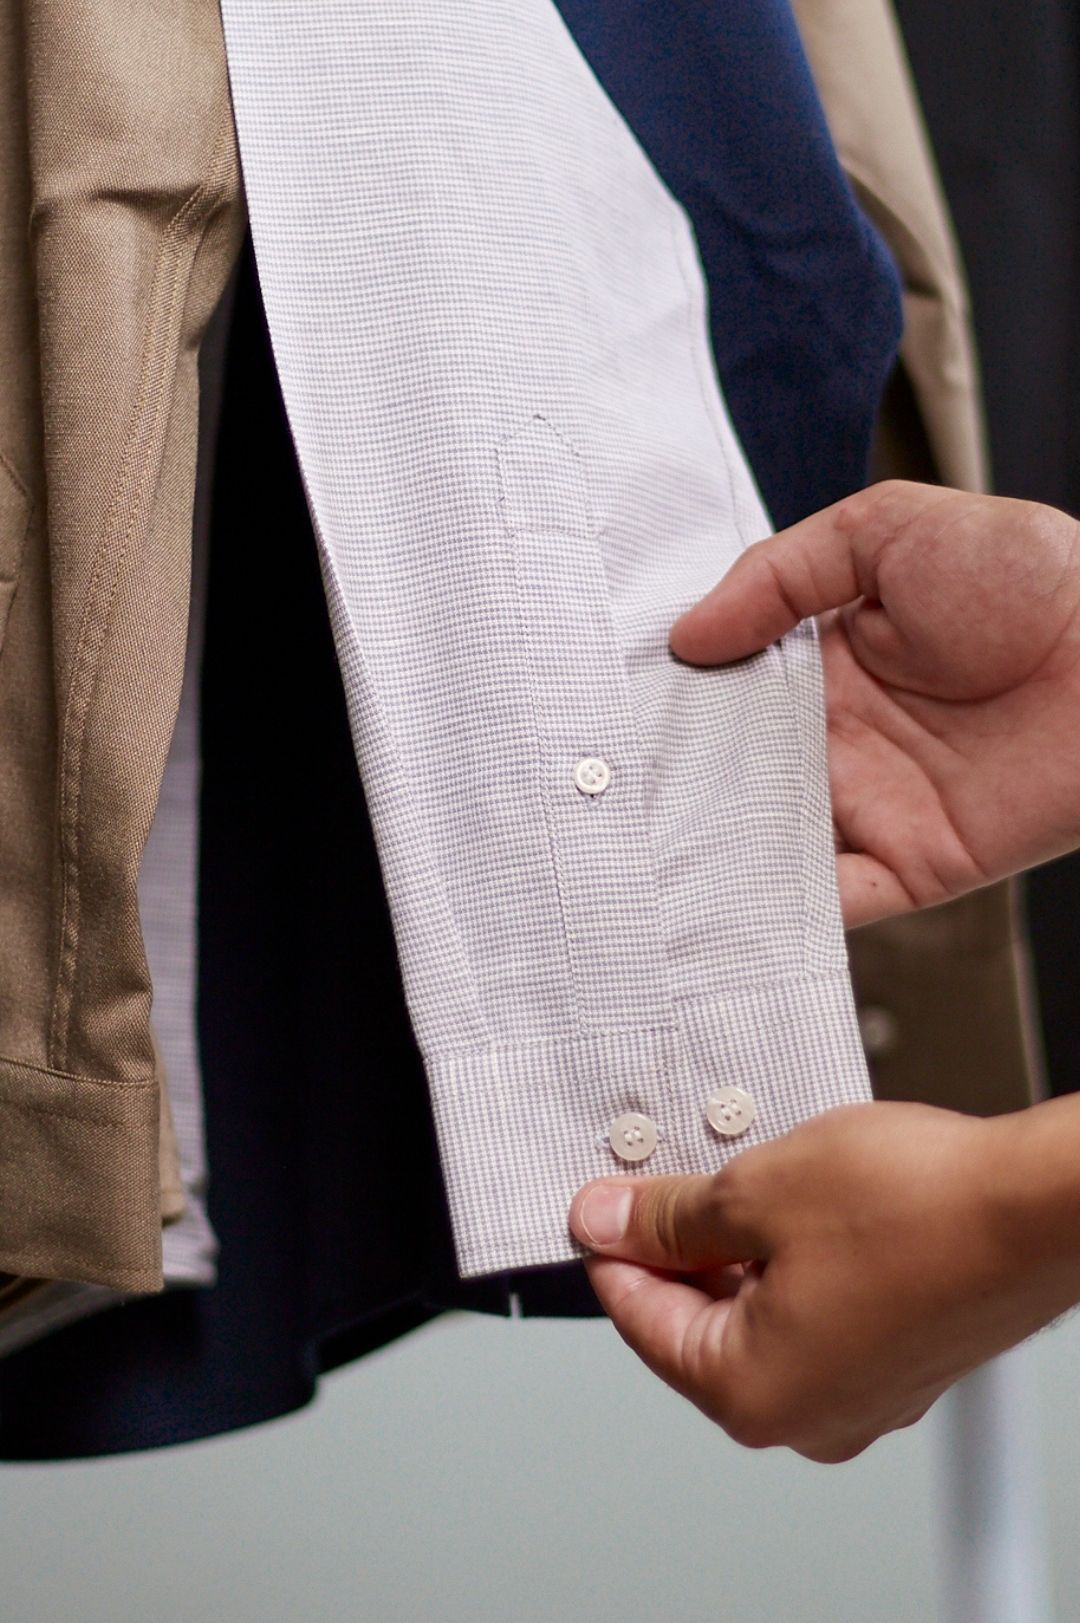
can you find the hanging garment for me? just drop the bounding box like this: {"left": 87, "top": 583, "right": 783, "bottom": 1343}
{"left": 0, "top": 289, "right": 233, "bottom": 1359}
{"left": 0, "top": 0, "right": 903, "bottom": 1453}
{"left": 889, "top": 0, "right": 1080, "bottom": 1100}
{"left": 0, "top": 0, "right": 1041, "bottom": 1455}
{"left": 0, "top": 0, "right": 894, "bottom": 1297}
{"left": 0, "top": 261, "right": 603, "bottom": 1455}
{"left": 792, "top": 0, "right": 1045, "bottom": 1120}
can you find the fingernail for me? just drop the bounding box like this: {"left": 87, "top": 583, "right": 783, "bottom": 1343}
{"left": 577, "top": 1184, "right": 633, "bottom": 1248}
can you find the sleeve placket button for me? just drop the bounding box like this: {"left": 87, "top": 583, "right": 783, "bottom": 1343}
{"left": 574, "top": 757, "right": 612, "bottom": 796}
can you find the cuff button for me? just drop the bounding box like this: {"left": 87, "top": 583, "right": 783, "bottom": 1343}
{"left": 608, "top": 1112, "right": 657, "bottom": 1163}
{"left": 706, "top": 1086, "right": 756, "bottom": 1138}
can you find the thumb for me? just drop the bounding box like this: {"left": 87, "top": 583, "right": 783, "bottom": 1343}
{"left": 569, "top": 1172, "right": 764, "bottom": 1273}
{"left": 669, "top": 485, "right": 913, "bottom": 666}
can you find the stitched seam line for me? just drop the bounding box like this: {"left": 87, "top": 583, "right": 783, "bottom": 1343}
{"left": 785, "top": 625, "right": 822, "bottom": 968}
{"left": 49, "top": 115, "right": 236, "bottom": 1069}
{"left": 0, "top": 449, "right": 33, "bottom": 637}
{"left": 430, "top": 968, "right": 852, "bottom": 1063}
{"left": 0, "top": 1054, "right": 154, "bottom": 1090}
{"left": 498, "top": 417, "right": 591, "bottom": 1038}
{"left": 299, "top": 499, "right": 489, "bottom": 1053}
{"left": 0, "top": 447, "right": 32, "bottom": 509}
{"left": 498, "top": 416, "right": 677, "bottom": 1040}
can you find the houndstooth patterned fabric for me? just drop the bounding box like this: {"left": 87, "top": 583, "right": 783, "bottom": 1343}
{"left": 219, "top": 0, "right": 872, "bottom": 1277}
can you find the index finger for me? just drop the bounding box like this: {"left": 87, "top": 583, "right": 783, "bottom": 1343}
{"left": 585, "top": 1256, "right": 730, "bottom": 1399}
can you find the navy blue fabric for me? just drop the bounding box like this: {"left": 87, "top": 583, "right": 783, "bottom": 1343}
{"left": 0, "top": 3, "right": 903, "bottom": 1458}
{"left": 553, "top": 0, "right": 903, "bottom": 528}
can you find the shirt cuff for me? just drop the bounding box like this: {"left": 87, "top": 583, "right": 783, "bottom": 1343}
{"left": 429, "top": 969, "right": 869, "bottom": 1277}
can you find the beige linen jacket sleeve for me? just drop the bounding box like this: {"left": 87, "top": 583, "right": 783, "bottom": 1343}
{"left": 0, "top": 0, "right": 1036, "bottom": 1296}
{"left": 0, "top": 0, "right": 244, "bottom": 1291}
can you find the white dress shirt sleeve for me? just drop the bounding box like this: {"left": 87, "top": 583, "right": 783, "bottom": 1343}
{"left": 219, "top": 0, "right": 871, "bottom": 1277}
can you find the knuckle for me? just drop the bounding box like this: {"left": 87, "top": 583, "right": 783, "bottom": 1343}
{"left": 832, "top": 484, "right": 880, "bottom": 536}
{"left": 834, "top": 480, "right": 913, "bottom": 551}
{"left": 638, "top": 1173, "right": 729, "bottom": 1266}
{"left": 721, "top": 1389, "right": 786, "bottom": 1453}
{"left": 710, "top": 1159, "right": 756, "bottom": 1234}
{"left": 801, "top": 1433, "right": 874, "bottom": 1466}
{"left": 725, "top": 1410, "right": 781, "bottom": 1453}
{"left": 714, "top": 1156, "right": 748, "bottom": 1202}
{"left": 646, "top": 1182, "right": 692, "bottom": 1263}
{"left": 722, "top": 1367, "right": 825, "bottom": 1454}
{"left": 871, "top": 477, "right": 912, "bottom": 505}
{"left": 761, "top": 550, "right": 805, "bottom": 628}
{"left": 701, "top": 1167, "right": 736, "bottom": 1221}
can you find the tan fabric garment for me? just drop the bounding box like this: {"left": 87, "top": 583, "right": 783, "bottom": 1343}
{"left": 794, "top": 0, "right": 1042, "bottom": 1116}
{"left": 0, "top": 0, "right": 1036, "bottom": 1295}
{"left": 793, "top": 0, "right": 988, "bottom": 491}
{"left": 0, "top": 1, "right": 244, "bottom": 1291}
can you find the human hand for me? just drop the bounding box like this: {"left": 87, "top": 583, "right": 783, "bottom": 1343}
{"left": 569, "top": 1099, "right": 1080, "bottom": 1461}
{"left": 672, "top": 482, "right": 1080, "bottom": 926}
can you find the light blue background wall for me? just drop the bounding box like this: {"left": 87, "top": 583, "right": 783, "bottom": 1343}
{"left": 2, "top": 1309, "right": 1078, "bottom": 1621}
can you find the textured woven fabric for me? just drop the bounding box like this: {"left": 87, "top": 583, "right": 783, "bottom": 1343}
{"left": 220, "top": 0, "right": 871, "bottom": 1276}
{"left": 0, "top": 0, "right": 243, "bottom": 1293}
{"left": 0, "top": 294, "right": 232, "bottom": 1355}
{"left": 0, "top": 616, "right": 218, "bottom": 1353}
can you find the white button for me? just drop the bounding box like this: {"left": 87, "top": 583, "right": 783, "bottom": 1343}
{"left": 858, "top": 1005, "right": 899, "bottom": 1059}
{"left": 574, "top": 757, "right": 612, "bottom": 796}
{"left": 608, "top": 1112, "right": 657, "bottom": 1163}
{"left": 706, "top": 1086, "right": 756, "bottom": 1138}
